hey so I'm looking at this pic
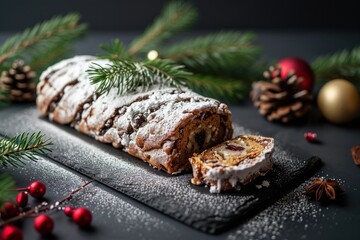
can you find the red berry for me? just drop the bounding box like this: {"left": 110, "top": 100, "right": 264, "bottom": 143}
{"left": 34, "top": 214, "right": 54, "bottom": 235}
{"left": 63, "top": 206, "right": 74, "bottom": 217}
{"left": 16, "top": 192, "right": 28, "bottom": 207}
{"left": 1, "top": 225, "right": 23, "bottom": 240}
{"left": 28, "top": 181, "right": 46, "bottom": 199}
{"left": 72, "top": 208, "right": 92, "bottom": 227}
{"left": 225, "top": 144, "right": 244, "bottom": 151}
{"left": 304, "top": 132, "right": 317, "bottom": 142}
{"left": 0, "top": 202, "right": 20, "bottom": 220}
{"left": 277, "top": 57, "right": 315, "bottom": 92}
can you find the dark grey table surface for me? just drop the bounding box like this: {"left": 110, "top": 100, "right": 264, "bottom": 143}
{"left": 1, "top": 31, "right": 360, "bottom": 240}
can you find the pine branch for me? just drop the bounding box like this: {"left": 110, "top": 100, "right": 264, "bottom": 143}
{"left": 98, "top": 39, "right": 129, "bottom": 61}
{"left": 0, "top": 173, "right": 15, "bottom": 205}
{"left": 28, "top": 41, "right": 71, "bottom": 75}
{"left": 0, "top": 13, "right": 87, "bottom": 66}
{"left": 161, "top": 32, "right": 261, "bottom": 76}
{"left": 87, "top": 59, "right": 191, "bottom": 95}
{"left": 186, "top": 74, "right": 249, "bottom": 103}
{"left": 0, "top": 132, "right": 52, "bottom": 168}
{"left": 0, "top": 85, "right": 10, "bottom": 108}
{"left": 128, "top": 1, "right": 197, "bottom": 56}
{"left": 312, "top": 46, "right": 360, "bottom": 87}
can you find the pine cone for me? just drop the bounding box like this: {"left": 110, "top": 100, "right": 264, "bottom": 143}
{"left": 0, "top": 60, "right": 36, "bottom": 102}
{"left": 251, "top": 66, "right": 313, "bottom": 123}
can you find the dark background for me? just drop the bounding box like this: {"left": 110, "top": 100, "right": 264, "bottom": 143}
{"left": 1, "top": 1, "right": 360, "bottom": 240}
{"left": 1, "top": 0, "right": 360, "bottom": 31}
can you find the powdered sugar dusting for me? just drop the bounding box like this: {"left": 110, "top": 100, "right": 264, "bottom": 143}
{"left": 37, "top": 55, "right": 232, "bottom": 174}
{"left": 0, "top": 106, "right": 323, "bottom": 234}
{"left": 4, "top": 155, "right": 342, "bottom": 239}
{"left": 5, "top": 155, "right": 179, "bottom": 239}
{"left": 202, "top": 135, "right": 274, "bottom": 193}
{"left": 227, "top": 179, "right": 323, "bottom": 240}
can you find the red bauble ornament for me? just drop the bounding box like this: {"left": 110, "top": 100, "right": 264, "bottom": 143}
{"left": 16, "top": 192, "right": 28, "bottom": 207}
{"left": 71, "top": 208, "right": 92, "bottom": 227}
{"left": 304, "top": 132, "right": 317, "bottom": 142}
{"left": 277, "top": 57, "right": 315, "bottom": 92}
{"left": 0, "top": 202, "right": 20, "bottom": 220}
{"left": 34, "top": 214, "right": 54, "bottom": 235}
{"left": 1, "top": 225, "right": 23, "bottom": 240}
{"left": 63, "top": 206, "right": 74, "bottom": 217}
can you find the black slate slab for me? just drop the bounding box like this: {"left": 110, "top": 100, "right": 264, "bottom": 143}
{"left": 0, "top": 104, "right": 322, "bottom": 234}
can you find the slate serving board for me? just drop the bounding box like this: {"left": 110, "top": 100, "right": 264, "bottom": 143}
{"left": 0, "top": 104, "right": 322, "bottom": 234}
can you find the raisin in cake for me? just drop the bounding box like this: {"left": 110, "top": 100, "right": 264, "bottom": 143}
{"left": 189, "top": 135, "right": 274, "bottom": 193}
{"left": 36, "top": 56, "right": 233, "bottom": 174}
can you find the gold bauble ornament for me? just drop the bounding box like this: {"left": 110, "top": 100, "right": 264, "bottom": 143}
{"left": 317, "top": 79, "right": 360, "bottom": 124}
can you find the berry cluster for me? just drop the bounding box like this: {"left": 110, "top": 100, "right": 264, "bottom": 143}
{"left": 0, "top": 180, "right": 93, "bottom": 240}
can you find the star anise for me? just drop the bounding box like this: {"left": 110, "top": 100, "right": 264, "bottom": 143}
{"left": 304, "top": 178, "right": 344, "bottom": 201}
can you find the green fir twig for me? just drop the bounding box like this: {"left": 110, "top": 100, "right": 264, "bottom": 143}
{"left": 28, "top": 41, "right": 71, "bottom": 74}
{"left": 0, "top": 132, "right": 52, "bottom": 167}
{"left": 0, "top": 85, "right": 10, "bottom": 108}
{"left": 94, "top": 2, "right": 262, "bottom": 103}
{"left": 162, "top": 32, "right": 261, "bottom": 76}
{"left": 128, "top": 1, "right": 197, "bottom": 56}
{"left": 186, "top": 74, "right": 248, "bottom": 103}
{"left": 98, "top": 39, "right": 129, "bottom": 61}
{"left": 0, "top": 13, "right": 86, "bottom": 73}
{"left": 87, "top": 59, "right": 191, "bottom": 95}
{"left": 0, "top": 173, "right": 15, "bottom": 205}
{"left": 312, "top": 46, "right": 360, "bottom": 87}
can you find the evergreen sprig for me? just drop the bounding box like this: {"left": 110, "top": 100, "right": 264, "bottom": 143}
{"left": 87, "top": 59, "right": 191, "bottom": 95}
{"left": 98, "top": 39, "right": 129, "bottom": 61}
{"left": 0, "top": 86, "right": 10, "bottom": 108}
{"left": 0, "top": 173, "right": 15, "bottom": 205}
{"left": 94, "top": 1, "right": 262, "bottom": 103}
{"left": 28, "top": 41, "right": 71, "bottom": 74}
{"left": 128, "top": 1, "right": 197, "bottom": 56}
{"left": 162, "top": 32, "right": 261, "bottom": 76}
{"left": 0, "top": 132, "right": 52, "bottom": 167}
{"left": 0, "top": 13, "right": 87, "bottom": 73}
{"left": 186, "top": 74, "right": 248, "bottom": 103}
{"left": 0, "top": 173, "right": 15, "bottom": 206}
{"left": 312, "top": 46, "right": 360, "bottom": 87}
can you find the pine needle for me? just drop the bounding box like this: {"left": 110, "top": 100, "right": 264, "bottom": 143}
{"left": 0, "top": 13, "right": 87, "bottom": 66}
{"left": 98, "top": 39, "right": 129, "bottom": 60}
{"left": 0, "top": 173, "right": 15, "bottom": 205}
{"left": 161, "top": 32, "right": 261, "bottom": 77}
{"left": 0, "top": 132, "right": 52, "bottom": 168}
{"left": 186, "top": 74, "right": 248, "bottom": 103}
{"left": 94, "top": 3, "right": 261, "bottom": 103}
{"left": 87, "top": 58, "right": 191, "bottom": 95}
{"left": 0, "top": 85, "right": 10, "bottom": 108}
{"left": 162, "top": 32, "right": 260, "bottom": 75}
{"left": 28, "top": 41, "right": 71, "bottom": 75}
{"left": 312, "top": 46, "right": 360, "bottom": 87}
{"left": 128, "top": 1, "right": 197, "bottom": 56}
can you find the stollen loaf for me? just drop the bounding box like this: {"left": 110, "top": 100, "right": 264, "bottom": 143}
{"left": 36, "top": 56, "right": 233, "bottom": 174}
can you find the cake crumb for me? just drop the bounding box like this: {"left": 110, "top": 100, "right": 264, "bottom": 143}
{"left": 262, "top": 180, "right": 270, "bottom": 188}
{"left": 256, "top": 180, "right": 270, "bottom": 189}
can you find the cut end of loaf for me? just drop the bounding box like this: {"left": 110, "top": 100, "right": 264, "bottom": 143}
{"left": 189, "top": 135, "right": 274, "bottom": 193}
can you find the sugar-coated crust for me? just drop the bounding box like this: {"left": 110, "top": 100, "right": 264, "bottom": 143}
{"left": 36, "top": 56, "right": 233, "bottom": 174}
{"left": 189, "top": 135, "right": 274, "bottom": 193}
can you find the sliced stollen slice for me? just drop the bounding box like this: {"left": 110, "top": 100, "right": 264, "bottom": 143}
{"left": 189, "top": 135, "right": 274, "bottom": 193}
